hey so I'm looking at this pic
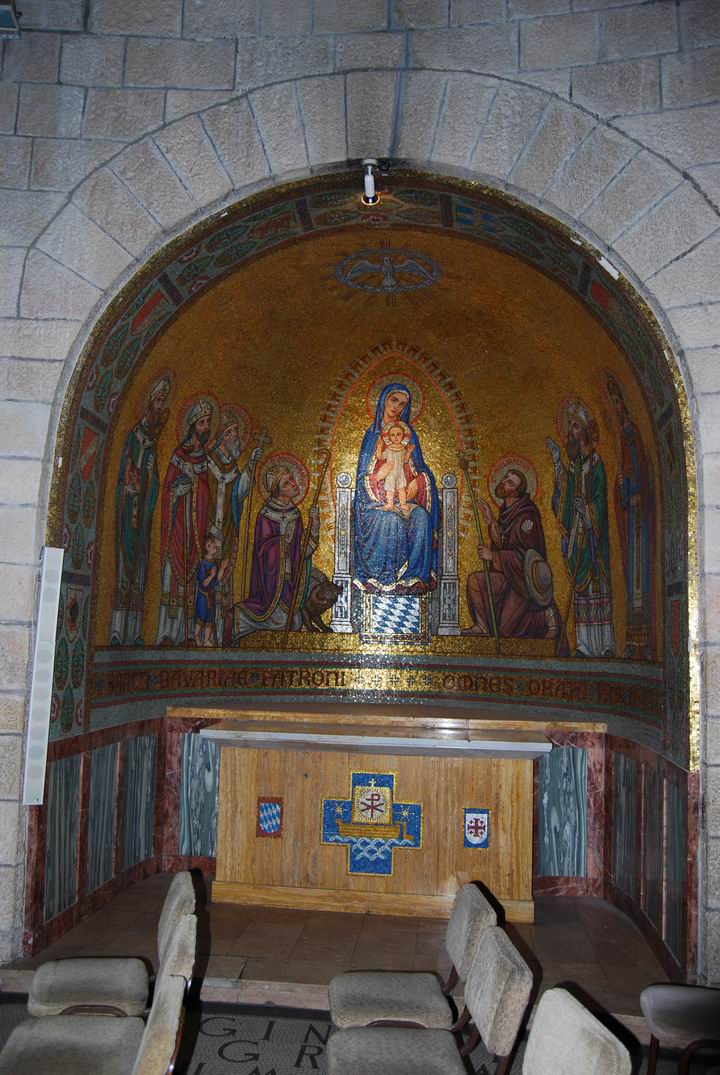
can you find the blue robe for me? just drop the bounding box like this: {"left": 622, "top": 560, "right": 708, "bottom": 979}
{"left": 353, "top": 383, "right": 439, "bottom": 593}
{"left": 195, "top": 557, "right": 218, "bottom": 626}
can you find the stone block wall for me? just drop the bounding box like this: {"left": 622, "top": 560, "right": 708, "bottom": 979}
{"left": 0, "top": 0, "right": 718, "bottom": 979}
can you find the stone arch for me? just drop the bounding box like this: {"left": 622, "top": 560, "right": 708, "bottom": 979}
{"left": 27, "top": 71, "right": 719, "bottom": 562}
{"left": 9, "top": 69, "right": 717, "bottom": 983}
{"left": 36, "top": 161, "right": 700, "bottom": 967}
{"left": 22, "top": 70, "right": 720, "bottom": 400}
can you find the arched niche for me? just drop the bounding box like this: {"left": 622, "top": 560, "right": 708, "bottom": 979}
{"left": 35, "top": 172, "right": 698, "bottom": 975}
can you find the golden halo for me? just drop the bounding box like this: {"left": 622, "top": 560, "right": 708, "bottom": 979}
{"left": 256, "top": 451, "right": 310, "bottom": 505}
{"left": 214, "top": 402, "right": 252, "bottom": 454}
{"left": 365, "top": 374, "right": 424, "bottom": 423}
{"left": 381, "top": 420, "right": 412, "bottom": 444}
{"left": 487, "top": 454, "right": 538, "bottom": 507}
{"left": 555, "top": 395, "right": 595, "bottom": 442}
{"left": 134, "top": 368, "right": 175, "bottom": 423}
{"left": 175, "top": 391, "right": 220, "bottom": 442}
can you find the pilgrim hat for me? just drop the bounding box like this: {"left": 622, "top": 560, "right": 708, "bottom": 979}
{"left": 524, "top": 548, "right": 554, "bottom": 608}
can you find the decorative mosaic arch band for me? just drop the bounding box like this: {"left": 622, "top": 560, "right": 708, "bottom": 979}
{"left": 47, "top": 174, "right": 693, "bottom": 767}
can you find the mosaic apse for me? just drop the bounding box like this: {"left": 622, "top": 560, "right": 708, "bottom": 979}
{"left": 48, "top": 176, "right": 690, "bottom": 765}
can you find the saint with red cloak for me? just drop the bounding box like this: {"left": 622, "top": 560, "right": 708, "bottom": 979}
{"left": 156, "top": 398, "right": 213, "bottom": 646}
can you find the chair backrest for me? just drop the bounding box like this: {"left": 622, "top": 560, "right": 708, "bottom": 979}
{"left": 132, "top": 915, "right": 196, "bottom": 1075}
{"left": 522, "top": 988, "right": 631, "bottom": 1075}
{"left": 464, "top": 926, "right": 533, "bottom": 1058}
{"left": 157, "top": 872, "right": 195, "bottom": 962}
{"left": 159, "top": 913, "right": 197, "bottom": 981}
{"left": 131, "top": 971, "right": 187, "bottom": 1075}
{"left": 445, "top": 883, "right": 498, "bottom": 979}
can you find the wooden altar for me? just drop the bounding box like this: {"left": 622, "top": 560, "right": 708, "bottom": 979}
{"left": 192, "top": 704, "right": 552, "bottom": 923}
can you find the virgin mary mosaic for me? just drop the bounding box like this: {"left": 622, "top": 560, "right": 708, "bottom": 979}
{"left": 353, "top": 382, "right": 439, "bottom": 597}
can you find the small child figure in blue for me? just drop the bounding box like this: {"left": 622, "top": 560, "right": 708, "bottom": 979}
{"left": 194, "top": 529, "right": 227, "bottom": 646}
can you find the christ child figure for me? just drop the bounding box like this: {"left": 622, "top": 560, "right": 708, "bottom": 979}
{"left": 194, "top": 533, "right": 229, "bottom": 646}
{"left": 376, "top": 421, "right": 413, "bottom": 515}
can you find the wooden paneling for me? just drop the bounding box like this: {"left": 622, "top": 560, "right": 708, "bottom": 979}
{"left": 214, "top": 745, "right": 534, "bottom": 921}
{"left": 211, "top": 881, "right": 535, "bottom": 922}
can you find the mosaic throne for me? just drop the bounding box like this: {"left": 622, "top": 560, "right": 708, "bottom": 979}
{"left": 330, "top": 472, "right": 460, "bottom": 642}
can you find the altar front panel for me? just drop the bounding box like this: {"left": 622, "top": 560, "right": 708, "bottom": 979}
{"left": 213, "top": 745, "right": 534, "bottom": 921}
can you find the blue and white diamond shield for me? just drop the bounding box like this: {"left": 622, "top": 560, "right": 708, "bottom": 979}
{"left": 257, "top": 797, "right": 283, "bottom": 838}
{"left": 464, "top": 808, "right": 490, "bottom": 848}
{"left": 321, "top": 772, "right": 422, "bottom": 875}
{"left": 361, "top": 593, "right": 429, "bottom": 642}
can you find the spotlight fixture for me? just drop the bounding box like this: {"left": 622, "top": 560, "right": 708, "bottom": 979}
{"left": 0, "top": 1, "right": 20, "bottom": 38}
{"left": 361, "top": 158, "right": 379, "bottom": 206}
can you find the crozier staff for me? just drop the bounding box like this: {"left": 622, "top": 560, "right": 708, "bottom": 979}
{"left": 231, "top": 460, "right": 320, "bottom": 642}
{"left": 281, "top": 448, "right": 330, "bottom": 647}
{"left": 156, "top": 398, "right": 213, "bottom": 648}
{"left": 547, "top": 399, "right": 615, "bottom": 659}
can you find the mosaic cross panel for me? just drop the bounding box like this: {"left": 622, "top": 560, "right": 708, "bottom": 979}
{"left": 321, "top": 771, "right": 422, "bottom": 876}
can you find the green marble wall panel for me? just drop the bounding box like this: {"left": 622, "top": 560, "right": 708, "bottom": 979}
{"left": 642, "top": 761, "right": 662, "bottom": 929}
{"left": 612, "top": 753, "right": 639, "bottom": 901}
{"left": 44, "top": 755, "right": 81, "bottom": 921}
{"left": 665, "top": 779, "right": 687, "bottom": 962}
{"left": 86, "top": 742, "right": 118, "bottom": 893}
{"left": 538, "top": 745, "right": 587, "bottom": 877}
{"left": 122, "top": 734, "right": 156, "bottom": 870}
{"left": 179, "top": 734, "right": 219, "bottom": 857}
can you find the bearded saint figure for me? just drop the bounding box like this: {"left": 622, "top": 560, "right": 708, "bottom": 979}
{"left": 110, "top": 375, "right": 171, "bottom": 645}
{"left": 464, "top": 467, "right": 561, "bottom": 642}
{"left": 207, "top": 407, "right": 264, "bottom": 641}
{"left": 547, "top": 401, "right": 615, "bottom": 658}
{"left": 156, "top": 398, "right": 214, "bottom": 647}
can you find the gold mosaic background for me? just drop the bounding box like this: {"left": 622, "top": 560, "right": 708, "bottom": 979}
{"left": 94, "top": 226, "right": 662, "bottom": 658}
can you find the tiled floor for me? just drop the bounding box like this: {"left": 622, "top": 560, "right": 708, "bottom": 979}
{"left": 3, "top": 874, "right": 669, "bottom": 1018}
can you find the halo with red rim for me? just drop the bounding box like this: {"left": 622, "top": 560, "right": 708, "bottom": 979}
{"left": 256, "top": 451, "right": 310, "bottom": 504}
{"left": 213, "top": 401, "right": 253, "bottom": 455}
{"left": 555, "top": 395, "right": 595, "bottom": 442}
{"left": 487, "top": 453, "right": 539, "bottom": 507}
{"left": 175, "top": 390, "right": 220, "bottom": 442}
{"left": 365, "top": 374, "right": 424, "bottom": 423}
{"left": 134, "top": 367, "right": 175, "bottom": 423}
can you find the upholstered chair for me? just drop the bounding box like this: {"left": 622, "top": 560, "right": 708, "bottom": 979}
{"left": 326, "top": 924, "right": 533, "bottom": 1075}
{"left": 28, "top": 871, "right": 196, "bottom": 1017}
{"left": 0, "top": 914, "right": 196, "bottom": 1075}
{"left": 130, "top": 973, "right": 188, "bottom": 1075}
{"left": 329, "top": 882, "right": 496, "bottom": 1031}
{"left": 640, "top": 983, "right": 720, "bottom": 1075}
{"left": 522, "top": 988, "right": 631, "bottom": 1075}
